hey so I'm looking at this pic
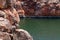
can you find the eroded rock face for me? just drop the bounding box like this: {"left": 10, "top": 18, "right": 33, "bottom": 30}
{"left": 0, "top": 8, "right": 33, "bottom": 40}
{"left": 0, "top": 28, "right": 33, "bottom": 40}
{"left": 0, "top": 0, "right": 6, "bottom": 8}
{"left": 0, "top": 32, "right": 11, "bottom": 40}
{"left": 0, "top": 19, "right": 33, "bottom": 40}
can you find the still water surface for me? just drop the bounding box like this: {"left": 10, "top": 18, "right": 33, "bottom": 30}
{"left": 20, "top": 18, "right": 60, "bottom": 40}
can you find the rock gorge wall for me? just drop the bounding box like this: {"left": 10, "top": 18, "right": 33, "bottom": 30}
{"left": 19, "top": 0, "right": 60, "bottom": 17}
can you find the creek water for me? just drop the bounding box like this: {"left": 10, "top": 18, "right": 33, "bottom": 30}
{"left": 20, "top": 18, "right": 60, "bottom": 40}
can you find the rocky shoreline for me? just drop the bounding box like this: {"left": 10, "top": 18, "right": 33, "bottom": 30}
{"left": 0, "top": 28, "right": 33, "bottom": 40}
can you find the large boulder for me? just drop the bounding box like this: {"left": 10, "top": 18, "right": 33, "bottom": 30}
{"left": 13, "top": 29, "right": 33, "bottom": 40}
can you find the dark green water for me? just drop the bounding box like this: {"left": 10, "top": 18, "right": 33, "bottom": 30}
{"left": 20, "top": 18, "right": 60, "bottom": 40}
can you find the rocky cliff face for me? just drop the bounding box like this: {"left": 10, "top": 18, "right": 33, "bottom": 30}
{"left": 0, "top": 10, "right": 33, "bottom": 40}
{"left": 33, "top": 0, "right": 60, "bottom": 2}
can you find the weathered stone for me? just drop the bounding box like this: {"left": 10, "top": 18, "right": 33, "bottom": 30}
{"left": 0, "top": 17, "right": 14, "bottom": 32}
{"left": 0, "top": 0, "right": 6, "bottom": 8}
{"left": 0, "top": 1, "right": 33, "bottom": 40}
{"left": 4, "top": 8, "right": 20, "bottom": 29}
{"left": 13, "top": 29, "right": 33, "bottom": 40}
{"left": 0, "top": 10, "right": 19, "bottom": 32}
{"left": 0, "top": 32, "right": 11, "bottom": 40}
